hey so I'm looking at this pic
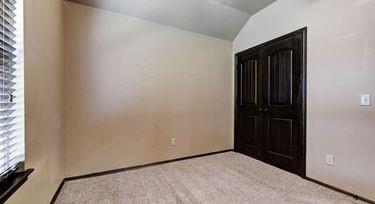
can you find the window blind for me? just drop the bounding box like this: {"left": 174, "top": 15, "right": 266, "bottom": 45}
{"left": 0, "top": 0, "right": 24, "bottom": 176}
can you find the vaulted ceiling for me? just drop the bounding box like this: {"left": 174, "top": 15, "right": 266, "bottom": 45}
{"left": 66, "top": 0, "right": 276, "bottom": 41}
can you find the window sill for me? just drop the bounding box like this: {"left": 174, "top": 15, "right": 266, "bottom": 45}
{"left": 0, "top": 169, "right": 34, "bottom": 203}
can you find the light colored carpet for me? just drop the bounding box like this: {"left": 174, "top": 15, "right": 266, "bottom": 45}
{"left": 55, "top": 152, "right": 366, "bottom": 204}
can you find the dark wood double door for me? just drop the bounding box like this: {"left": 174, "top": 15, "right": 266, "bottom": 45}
{"left": 235, "top": 28, "right": 306, "bottom": 177}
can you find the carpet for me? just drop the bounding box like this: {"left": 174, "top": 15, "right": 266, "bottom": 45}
{"left": 55, "top": 152, "right": 366, "bottom": 204}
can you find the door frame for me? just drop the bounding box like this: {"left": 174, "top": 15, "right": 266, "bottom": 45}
{"left": 234, "top": 27, "right": 307, "bottom": 177}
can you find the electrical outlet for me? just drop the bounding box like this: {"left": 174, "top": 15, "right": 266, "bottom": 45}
{"left": 326, "top": 154, "right": 334, "bottom": 166}
{"left": 360, "top": 94, "right": 371, "bottom": 106}
{"left": 170, "top": 138, "right": 176, "bottom": 146}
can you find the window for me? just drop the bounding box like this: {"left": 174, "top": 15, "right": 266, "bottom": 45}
{"left": 0, "top": 0, "right": 24, "bottom": 177}
{"left": 0, "top": 2, "right": 32, "bottom": 202}
{"left": 0, "top": 0, "right": 32, "bottom": 202}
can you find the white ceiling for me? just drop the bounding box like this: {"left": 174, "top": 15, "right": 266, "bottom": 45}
{"left": 66, "top": 0, "right": 276, "bottom": 41}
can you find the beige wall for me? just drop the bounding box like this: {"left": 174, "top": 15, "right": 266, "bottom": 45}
{"left": 63, "top": 2, "right": 233, "bottom": 177}
{"left": 234, "top": 0, "right": 375, "bottom": 200}
{"left": 7, "top": 0, "right": 65, "bottom": 203}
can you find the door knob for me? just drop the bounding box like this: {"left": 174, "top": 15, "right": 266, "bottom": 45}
{"left": 264, "top": 108, "right": 269, "bottom": 112}
{"left": 259, "top": 108, "right": 263, "bottom": 112}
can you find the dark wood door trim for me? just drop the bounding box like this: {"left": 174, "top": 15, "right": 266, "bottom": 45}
{"left": 234, "top": 27, "right": 307, "bottom": 177}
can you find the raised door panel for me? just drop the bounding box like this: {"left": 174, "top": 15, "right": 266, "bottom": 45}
{"left": 269, "top": 49, "right": 293, "bottom": 105}
{"left": 268, "top": 118, "right": 293, "bottom": 157}
{"left": 265, "top": 116, "right": 296, "bottom": 172}
{"left": 240, "top": 115, "right": 257, "bottom": 149}
{"left": 240, "top": 59, "right": 258, "bottom": 105}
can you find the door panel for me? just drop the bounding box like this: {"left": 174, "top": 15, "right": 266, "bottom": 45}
{"left": 268, "top": 118, "right": 293, "bottom": 157}
{"left": 235, "top": 28, "right": 306, "bottom": 177}
{"left": 269, "top": 49, "right": 293, "bottom": 105}
{"left": 240, "top": 59, "right": 257, "bottom": 105}
{"left": 240, "top": 115, "right": 257, "bottom": 148}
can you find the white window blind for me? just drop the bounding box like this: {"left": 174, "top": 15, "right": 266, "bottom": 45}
{"left": 0, "top": 0, "right": 24, "bottom": 176}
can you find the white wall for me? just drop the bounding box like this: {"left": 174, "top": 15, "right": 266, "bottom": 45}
{"left": 64, "top": 2, "right": 233, "bottom": 177}
{"left": 234, "top": 0, "right": 375, "bottom": 200}
{"left": 7, "top": 0, "right": 65, "bottom": 203}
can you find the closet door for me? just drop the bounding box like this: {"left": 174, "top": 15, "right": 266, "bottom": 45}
{"left": 235, "top": 28, "right": 306, "bottom": 177}
{"left": 235, "top": 48, "right": 263, "bottom": 159}
{"left": 262, "top": 30, "right": 306, "bottom": 176}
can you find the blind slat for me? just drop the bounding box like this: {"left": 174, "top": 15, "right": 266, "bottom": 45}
{"left": 1, "top": 0, "right": 16, "bottom": 11}
{"left": 0, "top": 42, "right": 16, "bottom": 52}
{"left": 0, "top": 65, "right": 16, "bottom": 73}
{"left": 0, "top": 6, "right": 16, "bottom": 18}
{"left": 0, "top": 27, "right": 16, "bottom": 38}
{"left": 0, "top": 32, "right": 16, "bottom": 45}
